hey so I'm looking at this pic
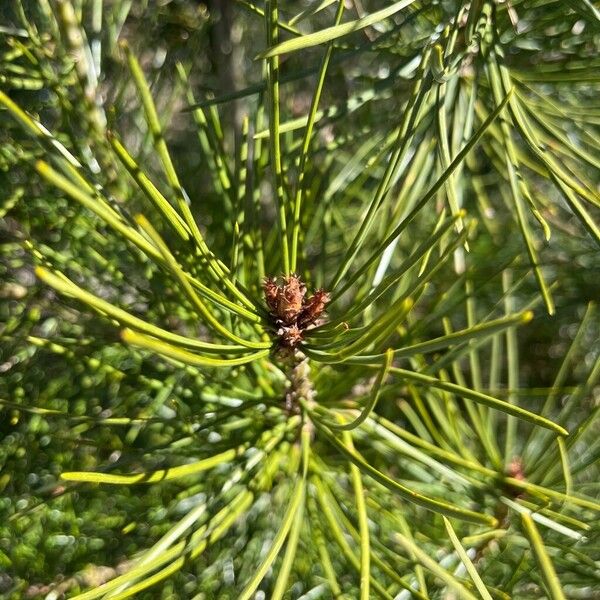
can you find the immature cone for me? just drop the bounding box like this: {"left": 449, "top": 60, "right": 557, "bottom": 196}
{"left": 263, "top": 275, "right": 329, "bottom": 348}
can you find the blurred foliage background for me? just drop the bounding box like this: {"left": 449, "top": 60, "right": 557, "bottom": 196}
{"left": 0, "top": 1, "right": 599, "bottom": 599}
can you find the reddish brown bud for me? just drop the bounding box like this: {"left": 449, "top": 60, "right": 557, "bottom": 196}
{"left": 507, "top": 457, "right": 525, "bottom": 481}
{"left": 263, "top": 277, "right": 279, "bottom": 313}
{"left": 298, "top": 289, "right": 330, "bottom": 328}
{"left": 278, "top": 323, "right": 304, "bottom": 348}
{"left": 277, "top": 274, "right": 306, "bottom": 324}
{"left": 263, "top": 274, "right": 329, "bottom": 348}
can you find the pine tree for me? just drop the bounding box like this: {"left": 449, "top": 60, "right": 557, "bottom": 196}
{"left": 1, "top": 1, "right": 598, "bottom": 598}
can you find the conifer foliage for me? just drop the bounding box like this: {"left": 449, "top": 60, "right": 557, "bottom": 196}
{"left": 0, "top": 1, "right": 599, "bottom": 598}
